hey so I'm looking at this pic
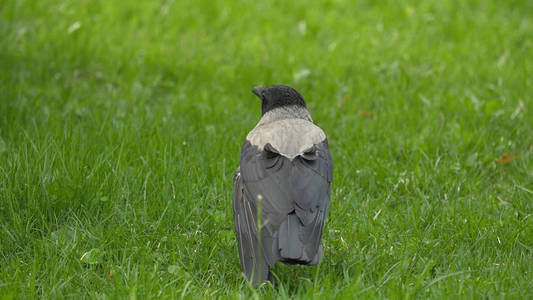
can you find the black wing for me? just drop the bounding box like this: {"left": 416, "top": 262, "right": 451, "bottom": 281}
{"left": 232, "top": 168, "right": 271, "bottom": 284}
{"left": 232, "top": 138, "right": 333, "bottom": 283}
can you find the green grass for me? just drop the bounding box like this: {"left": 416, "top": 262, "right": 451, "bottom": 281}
{"left": 1, "top": 0, "right": 532, "bottom": 298}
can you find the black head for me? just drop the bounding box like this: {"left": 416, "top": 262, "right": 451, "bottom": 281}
{"left": 252, "top": 84, "right": 307, "bottom": 115}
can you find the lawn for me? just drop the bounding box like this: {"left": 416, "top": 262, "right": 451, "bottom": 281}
{"left": 1, "top": 0, "right": 532, "bottom": 298}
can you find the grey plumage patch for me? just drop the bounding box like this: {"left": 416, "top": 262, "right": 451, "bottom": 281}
{"left": 246, "top": 118, "right": 326, "bottom": 159}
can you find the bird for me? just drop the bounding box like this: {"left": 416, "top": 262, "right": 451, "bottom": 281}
{"left": 232, "top": 84, "right": 333, "bottom": 284}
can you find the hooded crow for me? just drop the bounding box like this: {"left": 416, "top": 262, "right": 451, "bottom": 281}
{"left": 232, "top": 84, "right": 333, "bottom": 284}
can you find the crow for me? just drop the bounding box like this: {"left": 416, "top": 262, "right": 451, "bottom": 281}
{"left": 232, "top": 84, "right": 333, "bottom": 284}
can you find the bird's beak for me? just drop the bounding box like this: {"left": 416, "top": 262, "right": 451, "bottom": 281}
{"left": 252, "top": 86, "right": 264, "bottom": 99}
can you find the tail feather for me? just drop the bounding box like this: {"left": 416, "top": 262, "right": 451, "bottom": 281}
{"left": 279, "top": 213, "right": 303, "bottom": 260}
{"left": 278, "top": 211, "right": 324, "bottom": 265}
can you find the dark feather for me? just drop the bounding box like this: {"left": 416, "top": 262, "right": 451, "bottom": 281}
{"left": 233, "top": 138, "right": 333, "bottom": 282}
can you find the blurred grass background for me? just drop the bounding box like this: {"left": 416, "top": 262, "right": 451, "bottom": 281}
{"left": 1, "top": 0, "right": 532, "bottom": 298}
